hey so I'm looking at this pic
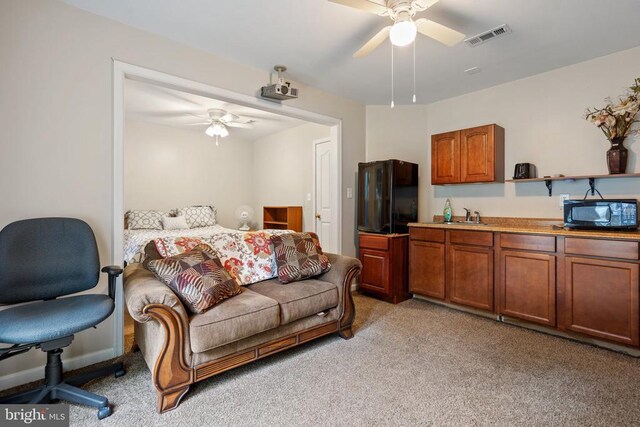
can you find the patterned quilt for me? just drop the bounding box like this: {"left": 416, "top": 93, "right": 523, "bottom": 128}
{"left": 124, "top": 226, "right": 293, "bottom": 285}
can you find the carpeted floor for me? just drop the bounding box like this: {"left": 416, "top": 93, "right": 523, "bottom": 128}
{"left": 67, "top": 293, "right": 639, "bottom": 426}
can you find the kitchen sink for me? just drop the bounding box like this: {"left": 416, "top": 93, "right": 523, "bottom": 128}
{"left": 440, "top": 221, "right": 490, "bottom": 226}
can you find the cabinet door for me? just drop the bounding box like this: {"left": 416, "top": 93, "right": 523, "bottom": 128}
{"left": 448, "top": 244, "right": 494, "bottom": 311}
{"left": 359, "top": 248, "right": 390, "bottom": 295}
{"left": 460, "top": 125, "right": 495, "bottom": 183}
{"left": 563, "top": 256, "right": 639, "bottom": 346}
{"left": 499, "top": 251, "right": 556, "bottom": 326}
{"left": 409, "top": 240, "right": 445, "bottom": 299}
{"left": 431, "top": 131, "right": 460, "bottom": 184}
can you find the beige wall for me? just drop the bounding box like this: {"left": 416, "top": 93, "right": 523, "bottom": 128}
{"left": 367, "top": 46, "right": 640, "bottom": 221}
{"left": 124, "top": 120, "right": 254, "bottom": 229}
{"left": 252, "top": 123, "right": 331, "bottom": 231}
{"left": 0, "top": 0, "right": 365, "bottom": 388}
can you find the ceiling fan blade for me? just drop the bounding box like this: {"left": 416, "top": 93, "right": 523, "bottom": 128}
{"left": 329, "top": 0, "right": 388, "bottom": 15}
{"left": 413, "top": 0, "right": 440, "bottom": 11}
{"left": 353, "top": 26, "right": 391, "bottom": 58}
{"left": 220, "top": 112, "right": 238, "bottom": 123}
{"left": 185, "top": 122, "right": 211, "bottom": 125}
{"left": 415, "top": 19, "right": 465, "bottom": 47}
{"left": 226, "top": 122, "right": 254, "bottom": 129}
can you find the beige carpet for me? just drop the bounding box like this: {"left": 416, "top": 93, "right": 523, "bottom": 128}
{"left": 66, "top": 293, "right": 639, "bottom": 426}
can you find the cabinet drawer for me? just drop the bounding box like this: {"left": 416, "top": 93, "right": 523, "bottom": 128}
{"left": 449, "top": 230, "right": 493, "bottom": 247}
{"left": 409, "top": 228, "right": 445, "bottom": 243}
{"left": 500, "top": 233, "right": 556, "bottom": 252}
{"left": 565, "top": 238, "right": 639, "bottom": 260}
{"left": 359, "top": 234, "right": 389, "bottom": 251}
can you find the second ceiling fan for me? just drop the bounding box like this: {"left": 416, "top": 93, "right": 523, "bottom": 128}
{"left": 331, "top": 0, "right": 465, "bottom": 57}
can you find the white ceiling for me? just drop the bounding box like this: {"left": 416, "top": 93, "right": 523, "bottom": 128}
{"left": 125, "top": 79, "right": 307, "bottom": 140}
{"left": 65, "top": 0, "right": 640, "bottom": 105}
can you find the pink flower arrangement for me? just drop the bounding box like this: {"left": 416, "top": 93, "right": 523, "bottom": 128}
{"left": 585, "top": 77, "right": 640, "bottom": 141}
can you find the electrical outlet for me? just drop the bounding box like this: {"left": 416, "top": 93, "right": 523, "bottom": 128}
{"left": 559, "top": 194, "right": 570, "bottom": 207}
{"left": 346, "top": 187, "right": 353, "bottom": 199}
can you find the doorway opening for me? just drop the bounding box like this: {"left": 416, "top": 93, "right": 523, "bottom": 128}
{"left": 113, "top": 61, "right": 342, "bottom": 356}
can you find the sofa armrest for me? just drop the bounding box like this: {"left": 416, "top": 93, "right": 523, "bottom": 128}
{"left": 123, "top": 263, "right": 189, "bottom": 324}
{"left": 318, "top": 253, "right": 362, "bottom": 338}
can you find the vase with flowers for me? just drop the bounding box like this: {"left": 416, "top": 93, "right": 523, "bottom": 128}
{"left": 585, "top": 77, "right": 640, "bottom": 174}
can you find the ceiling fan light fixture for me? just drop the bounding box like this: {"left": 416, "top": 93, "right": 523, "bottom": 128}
{"left": 389, "top": 20, "right": 417, "bottom": 47}
{"left": 205, "top": 122, "right": 229, "bottom": 138}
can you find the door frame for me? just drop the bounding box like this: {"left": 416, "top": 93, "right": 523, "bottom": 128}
{"left": 312, "top": 137, "right": 339, "bottom": 253}
{"left": 112, "top": 60, "right": 342, "bottom": 356}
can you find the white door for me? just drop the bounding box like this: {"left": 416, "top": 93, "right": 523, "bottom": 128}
{"left": 314, "top": 139, "right": 336, "bottom": 253}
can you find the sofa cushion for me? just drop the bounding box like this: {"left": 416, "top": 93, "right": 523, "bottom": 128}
{"left": 189, "top": 288, "right": 280, "bottom": 353}
{"left": 270, "top": 232, "right": 331, "bottom": 283}
{"left": 248, "top": 278, "right": 338, "bottom": 325}
{"left": 147, "top": 250, "right": 241, "bottom": 314}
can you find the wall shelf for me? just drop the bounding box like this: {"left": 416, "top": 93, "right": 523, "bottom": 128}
{"left": 506, "top": 173, "right": 640, "bottom": 196}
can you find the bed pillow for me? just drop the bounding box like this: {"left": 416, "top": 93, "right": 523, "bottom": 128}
{"left": 270, "top": 232, "right": 331, "bottom": 284}
{"left": 177, "top": 206, "right": 217, "bottom": 228}
{"left": 147, "top": 250, "right": 241, "bottom": 314}
{"left": 162, "top": 215, "right": 189, "bottom": 230}
{"left": 127, "top": 210, "right": 165, "bottom": 230}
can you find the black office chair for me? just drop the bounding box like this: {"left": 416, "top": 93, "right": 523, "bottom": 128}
{"left": 0, "top": 218, "right": 126, "bottom": 419}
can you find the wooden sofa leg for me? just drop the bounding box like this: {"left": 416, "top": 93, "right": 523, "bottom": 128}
{"left": 339, "top": 327, "right": 354, "bottom": 340}
{"left": 158, "top": 385, "right": 190, "bottom": 413}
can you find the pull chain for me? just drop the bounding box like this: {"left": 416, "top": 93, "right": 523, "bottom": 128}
{"left": 412, "top": 39, "right": 416, "bottom": 103}
{"left": 390, "top": 42, "right": 395, "bottom": 108}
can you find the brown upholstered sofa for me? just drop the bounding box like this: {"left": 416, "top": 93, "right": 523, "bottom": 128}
{"left": 123, "top": 253, "right": 361, "bottom": 413}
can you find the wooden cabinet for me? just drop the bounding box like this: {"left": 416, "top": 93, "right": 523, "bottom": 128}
{"left": 358, "top": 233, "right": 410, "bottom": 304}
{"left": 409, "top": 228, "right": 446, "bottom": 299}
{"left": 448, "top": 243, "right": 494, "bottom": 311}
{"left": 263, "top": 206, "right": 302, "bottom": 231}
{"left": 431, "top": 131, "right": 460, "bottom": 184}
{"left": 499, "top": 250, "right": 556, "bottom": 326}
{"left": 431, "top": 124, "right": 504, "bottom": 185}
{"left": 563, "top": 256, "right": 639, "bottom": 346}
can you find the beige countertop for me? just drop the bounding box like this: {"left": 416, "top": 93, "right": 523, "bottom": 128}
{"left": 409, "top": 216, "right": 640, "bottom": 241}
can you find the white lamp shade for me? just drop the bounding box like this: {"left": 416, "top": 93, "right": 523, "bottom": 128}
{"left": 205, "top": 122, "right": 229, "bottom": 138}
{"left": 389, "top": 20, "right": 417, "bottom": 47}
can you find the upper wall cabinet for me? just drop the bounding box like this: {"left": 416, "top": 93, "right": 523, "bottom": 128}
{"left": 431, "top": 124, "right": 505, "bottom": 185}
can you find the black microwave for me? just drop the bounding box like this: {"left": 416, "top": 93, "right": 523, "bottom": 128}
{"left": 563, "top": 199, "right": 638, "bottom": 230}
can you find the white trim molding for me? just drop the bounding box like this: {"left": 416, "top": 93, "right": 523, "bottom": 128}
{"left": 112, "top": 60, "right": 343, "bottom": 355}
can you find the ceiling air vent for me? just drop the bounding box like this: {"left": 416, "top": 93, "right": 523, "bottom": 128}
{"left": 464, "top": 24, "right": 511, "bottom": 47}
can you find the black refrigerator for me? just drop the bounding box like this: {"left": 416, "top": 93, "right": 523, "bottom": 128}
{"left": 357, "top": 159, "right": 418, "bottom": 234}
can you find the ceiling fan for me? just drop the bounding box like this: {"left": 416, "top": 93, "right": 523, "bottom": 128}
{"left": 330, "top": 0, "right": 465, "bottom": 57}
{"left": 189, "top": 109, "right": 256, "bottom": 144}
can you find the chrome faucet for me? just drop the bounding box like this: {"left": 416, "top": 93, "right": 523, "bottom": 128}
{"left": 474, "top": 211, "right": 481, "bottom": 224}
{"left": 464, "top": 208, "right": 471, "bottom": 222}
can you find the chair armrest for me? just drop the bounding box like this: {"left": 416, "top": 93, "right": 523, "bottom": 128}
{"left": 101, "top": 265, "right": 124, "bottom": 276}
{"left": 123, "top": 264, "right": 189, "bottom": 325}
{"left": 101, "top": 265, "right": 124, "bottom": 299}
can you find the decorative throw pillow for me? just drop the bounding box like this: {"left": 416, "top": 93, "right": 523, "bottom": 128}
{"left": 147, "top": 250, "right": 241, "bottom": 314}
{"left": 177, "top": 206, "right": 217, "bottom": 228}
{"left": 162, "top": 215, "right": 189, "bottom": 230}
{"left": 270, "top": 232, "right": 331, "bottom": 284}
{"left": 127, "top": 210, "right": 164, "bottom": 230}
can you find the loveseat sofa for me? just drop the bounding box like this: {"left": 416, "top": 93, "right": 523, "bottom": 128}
{"left": 124, "top": 253, "right": 361, "bottom": 413}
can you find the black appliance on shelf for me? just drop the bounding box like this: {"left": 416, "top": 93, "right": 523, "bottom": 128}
{"left": 563, "top": 199, "right": 638, "bottom": 230}
{"left": 357, "top": 159, "right": 418, "bottom": 234}
{"left": 513, "top": 163, "right": 537, "bottom": 179}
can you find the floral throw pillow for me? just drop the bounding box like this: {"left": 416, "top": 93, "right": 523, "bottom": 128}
{"left": 270, "top": 232, "right": 331, "bottom": 284}
{"left": 127, "top": 210, "right": 165, "bottom": 230}
{"left": 147, "top": 250, "right": 241, "bottom": 314}
{"left": 177, "top": 206, "right": 216, "bottom": 228}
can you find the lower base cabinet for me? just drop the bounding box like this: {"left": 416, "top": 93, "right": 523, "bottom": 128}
{"left": 563, "top": 256, "right": 639, "bottom": 346}
{"left": 358, "top": 233, "right": 410, "bottom": 304}
{"left": 499, "top": 250, "right": 556, "bottom": 326}
{"left": 448, "top": 244, "right": 494, "bottom": 311}
{"left": 409, "top": 240, "right": 446, "bottom": 299}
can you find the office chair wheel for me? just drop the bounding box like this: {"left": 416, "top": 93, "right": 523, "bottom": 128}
{"left": 97, "top": 405, "right": 112, "bottom": 420}
{"left": 114, "top": 367, "right": 126, "bottom": 378}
